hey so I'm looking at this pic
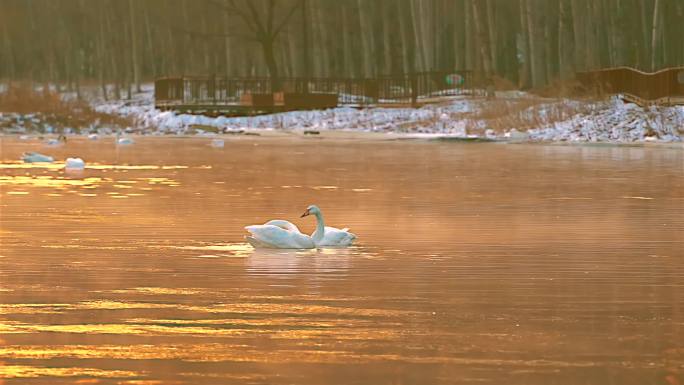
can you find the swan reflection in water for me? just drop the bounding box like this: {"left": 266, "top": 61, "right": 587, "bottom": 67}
{"left": 244, "top": 246, "right": 362, "bottom": 280}
{"left": 175, "top": 241, "right": 358, "bottom": 279}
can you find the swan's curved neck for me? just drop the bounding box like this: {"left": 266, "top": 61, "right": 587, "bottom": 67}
{"left": 311, "top": 212, "right": 325, "bottom": 243}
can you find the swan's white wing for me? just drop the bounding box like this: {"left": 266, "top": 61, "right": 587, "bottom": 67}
{"left": 264, "top": 220, "right": 301, "bottom": 232}
{"left": 245, "top": 236, "right": 271, "bottom": 249}
{"left": 317, "top": 226, "right": 356, "bottom": 247}
{"left": 245, "top": 225, "right": 314, "bottom": 249}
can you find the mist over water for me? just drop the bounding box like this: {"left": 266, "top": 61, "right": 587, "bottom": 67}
{"left": 1, "top": 137, "right": 683, "bottom": 384}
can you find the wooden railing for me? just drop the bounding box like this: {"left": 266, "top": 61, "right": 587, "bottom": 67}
{"left": 576, "top": 66, "right": 684, "bottom": 105}
{"left": 154, "top": 71, "right": 477, "bottom": 109}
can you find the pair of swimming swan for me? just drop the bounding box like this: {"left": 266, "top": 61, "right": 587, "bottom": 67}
{"left": 245, "top": 205, "right": 356, "bottom": 249}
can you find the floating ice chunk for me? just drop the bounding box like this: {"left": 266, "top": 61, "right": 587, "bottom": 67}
{"left": 65, "top": 157, "right": 85, "bottom": 170}
{"left": 117, "top": 137, "right": 134, "bottom": 145}
{"left": 211, "top": 139, "right": 225, "bottom": 148}
{"left": 22, "top": 152, "right": 54, "bottom": 163}
{"left": 45, "top": 138, "right": 61, "bottom": 146}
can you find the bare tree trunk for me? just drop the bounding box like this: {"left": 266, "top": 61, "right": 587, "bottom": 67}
{"left": 570, "top": 0, "right": 584, "bottom": 71}
{"left": 544, "top": 3, "right": 553, "bottom": 83}
{"left": 453, "top": 0, "right": 465, "bottom": 71}
{"left": 357, "top": 0, "right": 375, "bottom": 77}
{"left": 525, "top": 0, "right": 541, "bottom": 87}
{"left": 143, "top": 5, "right": 156, "bottom": 79}
{"left": 261, "top": 38, "right": 280, "bottom": 91}
{"left": 200, "top": 3, "right": 211, "bottom": 75}
{"left": 419, "top": 0, "right": 433, "bottom": 71}
{"left": 122, "top": 2, "right": 132, "bottom": 100}
{"left": 315, "top": 3, "right": 330, "bottom": 77}
{"left": 128, "top": 0, "right": 140, "bottom": 92}
{"left": 558, "top": 0, "right": 566, "bottom": 77}
{"left": 471, "top": 0, "right": 493, "bottom": 77}
{"left": 464, "top": 0, "right": 474, "bottom": 71}
{"left": 605, "top": 0, "right": 616, "bottom": 66}
{"left": 398, "top": 0, "right": 413, "bottom": 74}
{"left": 342, "top": 6, "right": 355, "bottom": 77}
{"left": 410, "top": 0, "right": 427, "bottom": 72}
{"left": 223, "top": 11, "right": 232, "bottom": 78}
{"left": 301, "top": 0, "right": 310, "bottom": 77}
{"left": 2, "top": 21, "right": 15, "bottom": 80}
{"left": 650, "top": 0, "right": 661, "bottom": 70}
{"left": 486, "top": 0, "right": 497, "bottom": 74}
{"left": 584, "top": 1, "right": 597, "bottom": 69}
{"left": 382, "top": 0, "right": 393, "bottom": 74}
{"left": 105, "top": 6, "right": 121, "bottom": 99}
{"left": 286, "top": 24, "right": 298, "bottom": 77}
{"left": 640, "top": 0, "right": 650, "bottom": 69}
{"left": 98, "top": 5, "right": 107, "bottom": 100}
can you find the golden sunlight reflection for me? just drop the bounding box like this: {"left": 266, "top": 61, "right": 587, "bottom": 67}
{"left": 311, "top": 185, "right": 339, "bottom": 190}
{"left": 98, "top": 287, "right": 203, "bottom": 295}
{"left": 160, "top": 242, "right": 254, "bottom": 258}
{"left": 0, "top": 344, "right": 646, "bottom": 368}
{"left": 0, "top": 365, "right": 139, "bottom": 379}
{"left": 0, "top": 301, "right": 421, "bottom": 318}
{"left": 0, "top": 320, "right": 405, "bottom": 340}
{"left": 0, "top": 162, "right": 188, "bottom": 170}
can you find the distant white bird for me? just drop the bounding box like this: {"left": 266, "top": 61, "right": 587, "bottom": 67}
{"left": 88, "top": 133, "right": 99, "bottom": 140}
{"left": 65, "top": 157, "right": 85, "bottom": 170}
{"left": 245, "top": 205, "right": 356, "bottom": 249}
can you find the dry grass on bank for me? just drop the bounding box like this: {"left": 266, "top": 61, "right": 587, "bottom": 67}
{"left": 0, "top": 84, "right": 131, "bottom": 130}
{"left": 464, "top": 97, "right": 592, "bottom": 133}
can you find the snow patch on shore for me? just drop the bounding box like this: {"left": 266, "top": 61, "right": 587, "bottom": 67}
{"left": 527, "top": 97, "right": 684, "bottom": 142}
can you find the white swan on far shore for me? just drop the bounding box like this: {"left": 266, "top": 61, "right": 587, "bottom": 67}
{"left": 245, "top": 205, "right": 356, "bottom": 249}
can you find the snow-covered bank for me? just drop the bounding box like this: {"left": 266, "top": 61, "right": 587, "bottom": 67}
{"left": 90, "top": 86, "right": 683, "bottom": 143}
{"left": 3, "top": 83, "right": 683, "bottom": 143}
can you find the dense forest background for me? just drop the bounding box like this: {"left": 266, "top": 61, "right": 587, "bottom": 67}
{"left": 1, "top": 0, "right": 683, "bottom": 96}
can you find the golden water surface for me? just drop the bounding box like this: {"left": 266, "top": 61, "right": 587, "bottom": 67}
{"left": 0, "top": 136, "right": 683, "bottom": 385}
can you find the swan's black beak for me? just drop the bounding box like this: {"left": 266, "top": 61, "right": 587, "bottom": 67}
{"left": 300, "top": 210, "right": 310, "bottom": 218}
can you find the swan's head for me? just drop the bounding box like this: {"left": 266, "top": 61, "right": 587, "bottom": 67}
{"left": 300, "top": 205, "right": 321, "bottom": 218}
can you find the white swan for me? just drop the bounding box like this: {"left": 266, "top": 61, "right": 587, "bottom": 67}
{"left": 245, "top": 219, "right": 315, "bottom": 249}
{"left": 244, "top": 205, "right": 356, "bottom": 249}
{"left": 301, "top": 205, "right": 356, "bottom": 247}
